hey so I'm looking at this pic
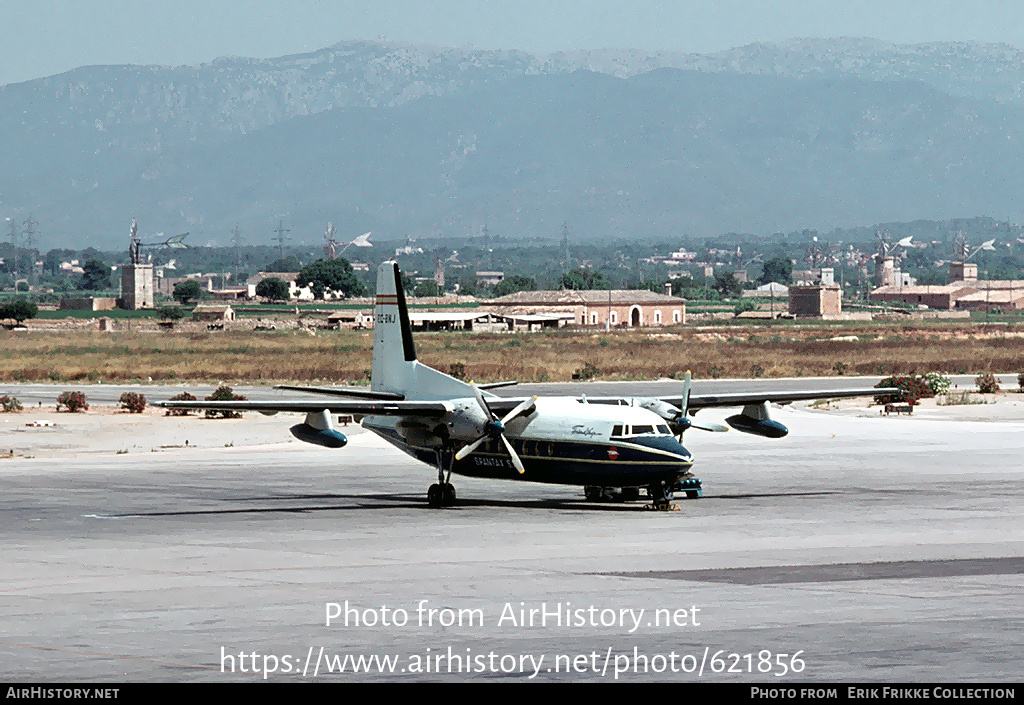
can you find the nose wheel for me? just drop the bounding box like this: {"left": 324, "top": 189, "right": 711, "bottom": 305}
{"left": 646, "top": 481, "right": 679, "bottom": 511}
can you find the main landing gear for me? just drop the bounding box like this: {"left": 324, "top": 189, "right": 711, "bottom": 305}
{"left": 427, "top": 450, "right": 457, "bottom": 509}
{"left": 583, "top": 477, "right": 702, "bottom": 510}
{"left": 427, "top": 482, "right": 456, "bottom": 508}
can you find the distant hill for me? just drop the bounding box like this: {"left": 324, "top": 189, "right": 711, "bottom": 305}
{"left": 3, "top": 38, "right": 1024, "bottom": 249}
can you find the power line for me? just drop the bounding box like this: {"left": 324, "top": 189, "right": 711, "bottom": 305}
{"left": 231, "top": 224, "right": 244, "bottom": 274}
{"left": 6, "top": 217, "right": 19, "bottom": 282}
{"left": 21, "top": 213, "right": 37, "bottom": 251}
{"left": 273, "top": 220, "right": 291, "bottom": 259}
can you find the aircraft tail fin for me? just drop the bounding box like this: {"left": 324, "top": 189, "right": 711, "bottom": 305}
{"left": 371, "top": 261, "right": 472, "bottom": 399}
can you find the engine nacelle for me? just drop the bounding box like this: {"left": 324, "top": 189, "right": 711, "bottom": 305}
{"left": 725, "top": 401, "right": 789, "bottom": 438}
{"left": 636, "top": 397, "right": 682, "bottom": 423}
{"left": 289, "top": 409, "right": 348, "bottom": 448}
{"left": 440, "top": 399, "right": 490, "bottom": 441}
{"left": 290, "top": 423, "right": 348, "bottom": 448}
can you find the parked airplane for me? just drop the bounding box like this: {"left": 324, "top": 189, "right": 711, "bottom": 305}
{"left": 161, "top": 261, "right": 895, "bottom": 510}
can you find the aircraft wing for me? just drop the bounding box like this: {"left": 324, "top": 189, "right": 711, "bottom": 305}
{"left": 274, "top": 385, "right": 405, "bottom": 400}
{"left": 685, "top": 386, "right": 896, "bottom": 409}
{"left": 273, "top": 382, "right": 516, "bottom": 398}
{"left": 157, "top": 399, "right": 449, "bottom": 417}
{"left": 481, "top": 386, "right": 897, "bottom": 414}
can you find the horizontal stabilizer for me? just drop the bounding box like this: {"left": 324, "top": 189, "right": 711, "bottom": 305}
{"left": 157, "top": 399, "right": 448, "bottom": 417}
{"left": 476, "top": 381, "right": 518, "bottom": 390}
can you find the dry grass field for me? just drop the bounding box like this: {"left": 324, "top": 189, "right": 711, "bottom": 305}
{"left": 2, "top": 323, "right": 1024, "bottom": 384}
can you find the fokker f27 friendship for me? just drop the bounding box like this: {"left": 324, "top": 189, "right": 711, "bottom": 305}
{"left": 162, "top": 261, "right": 895, "bottom": 510}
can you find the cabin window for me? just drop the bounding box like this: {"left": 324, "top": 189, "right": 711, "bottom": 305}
{"left": 611, "top": 425, "right": 623, "bottom": 437}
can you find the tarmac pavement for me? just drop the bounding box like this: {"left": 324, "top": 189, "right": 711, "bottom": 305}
{"left": 1, "top": 385, "right": 1022, "bottom": 682}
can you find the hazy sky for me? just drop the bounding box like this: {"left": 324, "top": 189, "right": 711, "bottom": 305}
{"left": 2, "top": 0, "right": 1022, "bottom": 85}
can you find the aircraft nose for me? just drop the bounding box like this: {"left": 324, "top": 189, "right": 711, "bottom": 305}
{"left": 674, "top": 440, "right": 693, "bottom": 463}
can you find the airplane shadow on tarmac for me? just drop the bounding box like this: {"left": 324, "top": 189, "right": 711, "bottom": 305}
{"left": 96, "top": 490, "right": 842, "bottom": 518}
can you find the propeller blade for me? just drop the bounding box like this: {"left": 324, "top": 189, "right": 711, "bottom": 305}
{"left": 455, "top": 434, "right": 487, "bottom": 461}
{"left": 499, "top": 433, "right": 525, "bottom": 474}
{"left": 681, "top": 370, "right": 692, "bottom": 418}
{"left": 470, "top": 383, "right": 492, "bottom": 420}
{"left": 500, "top": 396, "right": 536, "bottom": 426}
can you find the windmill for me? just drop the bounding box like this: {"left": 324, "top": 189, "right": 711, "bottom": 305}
{"left": 129, "top": 217, "right": 189, "bottom": 265}
{"left": 433, "top": 249, "right": 459, "bottom": 287}
{"left": 872, "top": 230, "right": 913, "bottom": 288}
{"left": 805, "top": 238, "right": 840, "bottom": 269}
{"left": 323, "top": 223, "right": 340, "bottom": 259}
{"left": 949, "top": 230, "right": 996, "bottom": 284}
{"left": 338, "top": 231, "right": 373, "bottom": 257}
{"left": 952, "top": 230, "right": 996, "bottom": 264}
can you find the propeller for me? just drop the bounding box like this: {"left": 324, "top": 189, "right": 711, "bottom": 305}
{"left": 454, "top": 386, "right": 537, "bottom": 474}
{"left": 671, "top": 371, "right": 729, "bottom": 440}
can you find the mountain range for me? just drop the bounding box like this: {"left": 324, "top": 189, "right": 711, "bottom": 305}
{"left": 2, "top": 38, "right": 1023, "bottom": 250}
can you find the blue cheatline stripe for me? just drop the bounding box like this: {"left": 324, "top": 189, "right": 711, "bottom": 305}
{"left": 370, "top": 426, "right": 691, "bottom": 466}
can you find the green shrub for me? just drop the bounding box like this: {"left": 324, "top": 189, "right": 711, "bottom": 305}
{"left": 166, "top": 391, "right": 196, "bottom": 416}
{"left": 572, "top": 362, "right": 600, "bottom": 380}
{"left": 0, "top": 298, "right": 39, "bottom": 322}
{"left": 975, "top": 373, "right": 1000, "bottom": 394}
{"left": 704, "top": 365, "right": 724, "bottom": 379}
{"left": 0, "top": 395, "right": 23, "bottom": 412}
{"left": 205, "top": 385, "right": 246, "bottom": 419}
{"left": 118, "top": 392, "right": 146, "bottom": 413}
{"left": 158, "top": 306, "right": 185, "bottom": 321}
{"left": 922, "top": 372, "right": 952, "bottom": 396}
{"left": 874, "top": 375, "right": 931, "bottom": 406}
{"left": 733, "top": 299, "right": 755, "bottom": 315}
{"left": 56, "top": 391, "right": 88, "bottom": 412}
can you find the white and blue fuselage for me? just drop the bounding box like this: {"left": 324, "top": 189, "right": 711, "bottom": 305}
{"left": 363, "top": 397, "right": 694, "bottom": 488}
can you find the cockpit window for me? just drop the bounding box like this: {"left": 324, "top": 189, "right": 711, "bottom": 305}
{"left": 612, "top": 424, "right": 672, "bottom": 438}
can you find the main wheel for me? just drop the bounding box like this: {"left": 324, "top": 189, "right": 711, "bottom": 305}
{"left": 427, "top": 483, "right": 444, "bottom": 508}
{"left": 442, "top": 483, "right": 457, "bottom": 504}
